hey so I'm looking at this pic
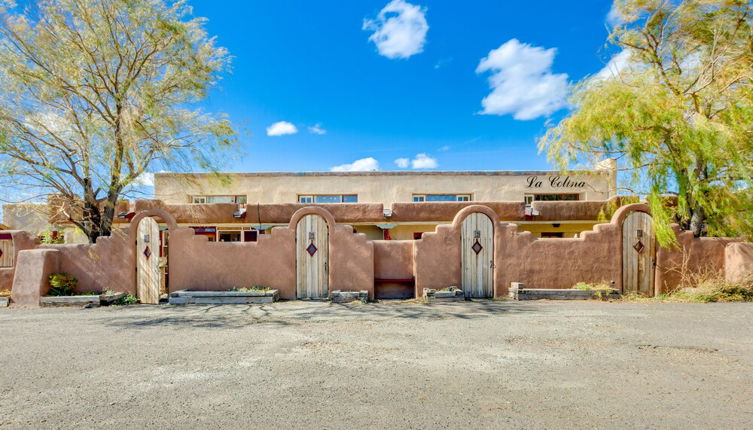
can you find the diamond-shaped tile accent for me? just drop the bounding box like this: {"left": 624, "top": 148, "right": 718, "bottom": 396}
{"left": 306, "top": 243, "right": 318, "bottom": 257}
{"left": 143, "top": 246, "right": 152, "bottom": 259}
{"left": 633, "top": 240, "right": 644, "bottom": 254}
{"left": 471, "top": 240, "right": 483, "bottom": 255}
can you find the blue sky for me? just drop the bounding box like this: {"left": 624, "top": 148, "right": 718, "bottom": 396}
{"left": 187, "top": 0, "right": 620, "bottom": 173}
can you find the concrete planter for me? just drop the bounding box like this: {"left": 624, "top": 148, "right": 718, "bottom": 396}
{"left": 423, "top": 287, "right": 465, "bottom": 302}
{"left": 0, "top": 297, "right": 8, "bottom": 307}
{"left": 169, "top": 289, "right": 279, "bottom": 305}
{"left": 508, "top": 282, "right": 620, "bottom": 301}
{"left": 41, "top": 295, "right": 100, "bottom": 307}
{"left": 330, "top": 290, "right": 368, "bottom": 303}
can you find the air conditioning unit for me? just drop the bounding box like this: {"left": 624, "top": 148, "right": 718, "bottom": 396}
{"left": 383, "top": 209, "right": 393, "bottom": 218}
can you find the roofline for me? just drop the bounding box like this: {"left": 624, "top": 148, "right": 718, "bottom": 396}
{"left": 155, "top": 169, "right": 610, "bottom": 178}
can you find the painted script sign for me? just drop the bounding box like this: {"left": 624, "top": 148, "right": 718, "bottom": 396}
{"left": 526, "top": 176, "right": 588, "bottom": 189}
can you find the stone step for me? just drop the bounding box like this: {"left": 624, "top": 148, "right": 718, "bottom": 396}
{"left": 168, "top": 289, "right": 279, "bottom": 305}
{"left": 509, "top": 287, "right": 620, "bottom": 301}
{"left": 330, "top": 290, "right": 368, "bottom": 303}
{"left": 41, "top": 296, "right": 100, "bottom": 307}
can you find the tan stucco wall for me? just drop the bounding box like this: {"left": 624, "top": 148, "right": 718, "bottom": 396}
{"left": 37, "top": 229, "right": 135, "bottom": 295}
{"left": 155, "top": 170, "right": 615, "bottom": 206}
{"left": 0, "top": 231, "right": 41, "bottom": 292}
{"left": 2, "top": 203, "right": 50, "bottom": 234}
{"left": 373, "top": 241, "right": 414, "bottom": 280}
{"left": 168, "top": 208, "right": 375, "bottom": 300}
{"left": 10, "top": 249, "right": 60, "bottom": 308}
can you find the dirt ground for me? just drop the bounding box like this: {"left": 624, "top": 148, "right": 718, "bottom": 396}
{"left": 1, "top": 300, "right": 752, "bottom": 429}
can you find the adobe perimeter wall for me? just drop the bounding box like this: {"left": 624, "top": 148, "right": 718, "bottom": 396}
{"left": 168, "top": 226, "right": 297, "bottom": 297}
{"left": 168, "top": 207, "right": 374, "bottom": 300}
{"left": 654, "top": 227, "right": 739, "bottom": 294}
{"left": 38, "top": 229, "right": 134, "bottom": 295}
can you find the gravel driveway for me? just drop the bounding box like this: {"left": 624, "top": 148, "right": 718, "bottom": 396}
{"left": 1, "top": 300, "right": 752, "bottom": 429}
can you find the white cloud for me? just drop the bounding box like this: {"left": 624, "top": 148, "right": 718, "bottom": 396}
{"left": 411, "top": 153, "right": 437, "bottom": 169}
{"left": 476, "top": 39, "right": 568, "bottom": 120}
{"left": 394, "top": 157, "right": 410, "bottom": 168}
{"left": 594, "top": 49, "right": 632, "bottom": 80}
{"left": 308, "top": 123, "right": 326, "bottom": 135}
{"left": 133, "top": 172, "right": 154, "bottom": 187}
{"left": 606, "top": 4, "right": 624, "bottom": 27}
{"left": 331, "top": 157, "right": 380, "bottom": 172}
{"left": 437, "top": 145, "right": 450, "bottom": 152}
{"left": 363, "top": 0, "right": 428, "bottom": 59}
{"left": 266, "top": 121, "right": 298, "bottom": 136}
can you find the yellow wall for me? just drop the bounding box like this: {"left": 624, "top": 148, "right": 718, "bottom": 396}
{"left": 383, "top": 222, "right": 600, "bottom": 241}
{"left": 510, "top": 222, "right": 599, "bottom": 238}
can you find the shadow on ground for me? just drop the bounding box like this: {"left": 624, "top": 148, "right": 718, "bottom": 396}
{"left": 102, "top": 299, "right": 541, "bottom": 330}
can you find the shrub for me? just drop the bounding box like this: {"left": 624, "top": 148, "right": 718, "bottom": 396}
{"left": 572, "top": 282, "right": 614, "bottom": 300}
{"left": 48, "top": 273, "right": 78, "bottom": 296}
{"left": 114, "top": 294, "right": 138, "bottom": 305}
{"left": 231, "top": 285, "right": 270, "bottom": 292}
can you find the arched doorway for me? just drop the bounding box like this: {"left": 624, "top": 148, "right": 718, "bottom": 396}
{"left": 622, "top": 211, "right": 655, "bottom": 296}
{"left": 461, "top": 212, "right": 494, "bottom": 298}
{"left": 136, "top": 217, "right": 161, "bottom": 304}
{"left": 296, "top": 214, "right": 329, "bottom": 298}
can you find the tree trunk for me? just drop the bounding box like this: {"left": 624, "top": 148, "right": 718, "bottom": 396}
{"left": 689, "top": 204, "right": 706, "bottom": 237}
{"left": 81, "top": 177, "right": 102, "bottom": 244}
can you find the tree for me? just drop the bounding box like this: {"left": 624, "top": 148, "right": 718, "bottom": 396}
{"left": 540, "top": 0, "right": 753, "bottom": 245}
{"left": 0, "top": 0, "right": 235, "bottom": 243}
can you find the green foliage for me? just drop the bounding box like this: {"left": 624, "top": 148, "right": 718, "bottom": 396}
{"left": 114, "top": 294, "right": 138, "bottom": 305}
{"left": 572, "top": 282, "right": 614, "bottom": 299}
{"left": 540, "top": 0, "right": 753, "bottom": 246}
{"left": 48, "top": 272, "right": 78, "bottom": 296}
{"left": 0, "top": 0, "right": 236, "bottom": 243}
{"left": 230, "top": 285, "right": 271, "bottom": 292}
{"left": 38, "top": 228, "right": 64, "bottom": 244}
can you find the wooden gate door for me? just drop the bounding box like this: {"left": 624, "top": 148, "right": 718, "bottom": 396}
{"left": 296, "top": 214, "right": 329, "bottom": 299}
{"left": 137, "top": 217, "right": 161, "bottom": 304}
{"left": 461, "top": 213, "right": 494, "bottom": 298}
{"left": 622, "top": 211, "right": 655, "bottom": 296}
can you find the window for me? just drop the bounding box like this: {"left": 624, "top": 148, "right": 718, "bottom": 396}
{"left": 218, "top": 231, "right": 241, "bottom": 242}
{"left": 524, "top": 193, "right": 579, "bottom": 207}
{"left": 190, "top": 226, "right": 217, "bottom": 242}
{"left": 535, "top": 194, "right": 579, "bottom": 201}
{"left": 412, "top": 194, "right": 472, "bottom": 202}
{"left": 192, "top": 195, "right": 247, "bottom": 204}
{"left": 298, "top": 194, "right": 358, "bottom": 203}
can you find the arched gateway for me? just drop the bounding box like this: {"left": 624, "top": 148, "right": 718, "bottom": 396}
{"left": 622, "top": 211, "right": 655, "bottom": 296}
{"left": 136, "top": 217, "right": 161, "bottom": 304}
{"left": 296, "top": 214, "right": 329, "bottom": 299}
{"left": 460, "top": 212, "right": 494, "bottom": 298}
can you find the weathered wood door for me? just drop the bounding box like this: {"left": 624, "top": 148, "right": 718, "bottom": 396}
{"left": 137, "top": 217, "right": 161, "bottom": 304}
{"left": 0, "top": 234, "right": 14, "bottom": 268}
{"left": 461, "top": 213, "right": 494, "bottom": 298}
{"left": 622, "top": 211, "right": 655, "bottom": 296}
{"left": 296, "top": 214, "right": 329, "bottom": 299}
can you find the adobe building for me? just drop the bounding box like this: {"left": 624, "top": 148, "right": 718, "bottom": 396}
{"left": 149, "top": 163, "right": 616, "bottom": 242}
